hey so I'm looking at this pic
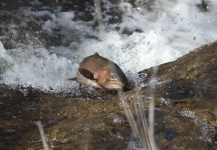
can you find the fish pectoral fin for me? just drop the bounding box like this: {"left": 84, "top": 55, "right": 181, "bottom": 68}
{"left": 93, "top": 71, "right": 99, "bottom": 79}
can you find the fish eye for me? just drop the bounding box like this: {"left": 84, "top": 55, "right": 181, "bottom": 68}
{"left": 110, "top": 74, "right": 117, "bottom": 79}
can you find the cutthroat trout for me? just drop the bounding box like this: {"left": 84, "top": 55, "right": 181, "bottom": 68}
{"left": 77, "top": 53, "right": 127, "bottom": 90}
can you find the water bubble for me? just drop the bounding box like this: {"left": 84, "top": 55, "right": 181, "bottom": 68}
{"left": 136, "top": 7, "right": 141, "bottom": 11}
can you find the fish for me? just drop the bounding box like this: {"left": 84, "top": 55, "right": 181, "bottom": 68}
{"left": 77, "top": 53, "right": 127, "bottom": 90}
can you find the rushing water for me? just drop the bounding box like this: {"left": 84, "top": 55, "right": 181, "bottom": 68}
{"left": 0, "top": 0, "right": 217, "bottom": 92}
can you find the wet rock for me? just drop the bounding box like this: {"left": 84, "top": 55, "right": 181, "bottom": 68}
{"left": 163, "top": 78, "right": 194, "bottom": 100}
{"left": 162, "top": 128, "right": 178, "bottom": 140}
{"left": 140, "top": 41, "right": 217, "bottom": 148}
{"left": 104, "top": 113, "right": 127, "bottom": 126}
{"left": 194, "top": 74, "right": 217, "bottom": 99}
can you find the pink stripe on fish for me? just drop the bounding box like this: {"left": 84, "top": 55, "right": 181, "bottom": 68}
{"left": 97, "top": 69, "right": 109, "bottom": 81}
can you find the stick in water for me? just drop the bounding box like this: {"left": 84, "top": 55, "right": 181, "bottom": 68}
{"left": 35, "top": 121, "right": 49, "bottom": 150}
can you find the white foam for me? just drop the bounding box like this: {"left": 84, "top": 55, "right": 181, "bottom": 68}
{"left": 181, "top": 110, "right": 214, "bottom": 143}
{"left": 1, "top": 45, "right": 78, "bottom": 92}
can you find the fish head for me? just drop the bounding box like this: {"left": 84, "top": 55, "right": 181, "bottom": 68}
{"left": 97, "top": 68, "right": 126, "bottom": 90}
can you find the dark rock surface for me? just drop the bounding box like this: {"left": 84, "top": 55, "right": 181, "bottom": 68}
{"left": 0, "top": 41, "right": 217, "bottom": 149}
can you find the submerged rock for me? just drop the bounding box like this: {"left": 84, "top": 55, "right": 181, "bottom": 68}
{"left": 0, "top": 42, "right": 217, "bottom": 149}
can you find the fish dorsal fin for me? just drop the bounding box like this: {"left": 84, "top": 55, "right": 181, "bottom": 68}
{"left": 79, "top": 68, "right": 95, "bottom": 80}
{"left": 94, "top": 52, "right": 100, "bottom": 56}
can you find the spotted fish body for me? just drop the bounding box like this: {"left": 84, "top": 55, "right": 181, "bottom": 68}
{"left": 77, "top": 53, "right": 127, "bottom": 90}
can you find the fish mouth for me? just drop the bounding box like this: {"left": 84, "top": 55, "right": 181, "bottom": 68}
{"left": 104, "top": 79, "right": 125, "bottom": 90}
